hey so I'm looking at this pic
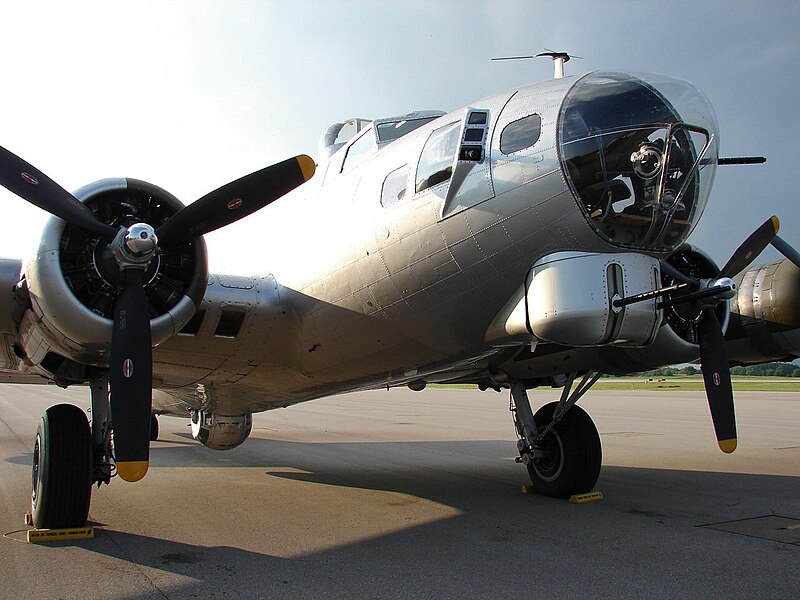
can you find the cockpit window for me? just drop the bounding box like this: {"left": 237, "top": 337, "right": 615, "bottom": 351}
{"left": 376, "top": 116, "right": 440, "bottom": 143}
{"left": 415, "top": 122, "right": 460, "bottom": 193}
{"left": 559, "top": 72, "right": 718, "bottom": 252}
{"left": 341, "top": 128, "right": 376, "bottom": 172}
{"left": 500, "top": 114, "right": 542, "bottom": 154}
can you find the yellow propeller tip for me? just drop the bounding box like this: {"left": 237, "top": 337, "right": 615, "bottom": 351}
{"left": 117, "top": 460, "right": 149, "bottom": 482}
{"left": 771, "top": 215, "right": 780, "bottom": 234}
{"left": 296, "top": 155, "right": 316, "bottom": 182}
{"left": 718, "top": 438, "right": 737, "bottom": 454}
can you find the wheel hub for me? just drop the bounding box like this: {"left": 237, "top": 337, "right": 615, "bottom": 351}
{"left": 532, "top": 431, "right": 565, "bottom": 483}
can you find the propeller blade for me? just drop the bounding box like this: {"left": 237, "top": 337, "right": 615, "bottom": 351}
{"left": 771, "top": 235, "right": 800, "bottom": 270}
{"left": 109, "top": 268, "right": 153, "bottom": 482}
{"left": 697, "top": 307, "right": 737, "bottom": 453}
{"left": 0, "top": 145, "right": 117, "bottom": 239}
{"left": 156, "top": 154, "right": 315, "bottom": 244}
{"left": 717, "top": 216, "right": 779, "bottom": 279}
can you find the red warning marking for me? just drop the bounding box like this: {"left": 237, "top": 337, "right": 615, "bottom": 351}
{"left": 713, "top": 372, "right": 721, "bottom": 386}
{"left": 227, "top": 198, "right": 243, "bottom": 211}
{"left": 21, "top": 172, "right": 39, "bottom": 185}
{"left": 122, "top": 359, "right": 134, "bottom": 378}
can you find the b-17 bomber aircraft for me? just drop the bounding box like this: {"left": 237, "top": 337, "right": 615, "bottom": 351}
{"left": 0, "top": 60, "right": 798, "bottom": 530}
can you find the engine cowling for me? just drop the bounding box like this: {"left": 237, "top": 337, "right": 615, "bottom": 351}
{"left": 18, "top": 178, "right": 208, "bottom": 374}
{"left": 595, "top": 245, "right": 726, "bottom": 371}
{"left": 598, "top": 250, "right": 800, "bottom": 371}
{"left": 496, "top": 248, "right": 800, "bottom": 381}
{"left": 191, "top": 410, "right": 252, "bottom": 450}
{"left": 725, "top": 258, "right": 800, "bottom": 363}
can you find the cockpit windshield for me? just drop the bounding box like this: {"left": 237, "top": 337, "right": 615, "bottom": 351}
{"left": 375, "top": 112, "right": 445, "bottom": 144}
{"left": 558, "top": 72, "right": 719, "bottom": 252}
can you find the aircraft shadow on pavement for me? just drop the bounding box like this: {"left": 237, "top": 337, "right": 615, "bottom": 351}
{"left": 11, "top": 434, "right": 792, "bottom": 600}
{"left": 145, "top": 433, "right": 800, "bottom": 522}
{"left": 4, "top": 452, "right": 31, "bottom": 465}
{"left": 70, "top": 459, "right": 800, "bottom": 600}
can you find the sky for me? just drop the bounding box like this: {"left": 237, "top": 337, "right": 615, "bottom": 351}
{"left": 0, "top": 0, "right": 798, "bottom": 274}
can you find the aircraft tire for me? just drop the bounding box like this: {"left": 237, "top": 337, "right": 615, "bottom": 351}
{"left": 526, "top": 402, "right": 602, "bottom": 498}
{"left": 30, "top": 404, "right": 92, "bottom": 529}
{"left": 150, "top": 413, "right": 159, "bottom": 441}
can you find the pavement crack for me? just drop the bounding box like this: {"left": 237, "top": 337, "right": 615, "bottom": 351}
{"left": 102, "top": 529, "right": 171, "bottom": 599}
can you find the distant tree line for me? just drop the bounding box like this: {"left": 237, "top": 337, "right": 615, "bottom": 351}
{"left": 730, "top": 362, "right": 800, "bottom": 377}
{"left": 606, "top": 362, "right": 800, "bottom": 378}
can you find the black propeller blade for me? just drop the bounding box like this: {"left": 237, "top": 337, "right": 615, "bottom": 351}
{"left": 108, "top": 268, "right": 153, "bottom": 482}
{"left": 717, "top": 216, "right": 779, "bottom": 279}
{"left": 0, "top": 145, "right": 118, "bottom": 240}
{"left": 771, "top": 235, "right": 800, "bottom": 270}
{"left": 156, "top": 155, "right": 315, "bottom": 244}
{"left": 109, "top": 156, "right": 314, "bottom": 480}
{"left": 697, "top": 308, "right": 737, "bottom": 453}
{"left": 0, "top": 144, "right": 317, "bottom": 482}
{"left": 662, "top": 216, "right": 782, "bottom": 454}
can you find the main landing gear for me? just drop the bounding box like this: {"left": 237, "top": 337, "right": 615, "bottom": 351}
{"left": 30, "top": 376, "right": 109, "bottom": 529}
{"left": 510, "top": 373, "right": 602, "bottom": 498}
{"left": 30, "top": 404, "right": 92, "bottom": 529}
{"left": 29, "top": 375, "right": 159, "bottom": 530}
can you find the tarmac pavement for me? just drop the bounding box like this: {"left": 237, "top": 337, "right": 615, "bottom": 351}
{"left": 0, "top": 384, "right": 797, "bottom": 599}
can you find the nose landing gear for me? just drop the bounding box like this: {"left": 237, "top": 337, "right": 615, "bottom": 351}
{"left": 510, "top": 375, "right": 602, "bottom": 498}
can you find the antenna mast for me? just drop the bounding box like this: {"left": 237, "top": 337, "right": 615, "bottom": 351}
{"left": 537, "top": 51, "right": 571, "bottom": 79}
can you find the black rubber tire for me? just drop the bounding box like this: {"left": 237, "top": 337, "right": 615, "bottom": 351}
{"left": 30, "top": 404, "right": 92, "bottom": 529}
{"left": 526, "top": 402, "right": 602, "bottom": 498}
{"left": 150, "top": 413, "right": 159, "bottom": 442}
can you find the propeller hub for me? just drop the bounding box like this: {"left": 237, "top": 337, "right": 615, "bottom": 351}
{"left": 112, "top": 223, "right": 158, "bottom": 269}
{"left": 123, "top": 223, "right": 158, "bottom": 256}
{"left": 704, "top": 277, "right": 738, "bottom": 301}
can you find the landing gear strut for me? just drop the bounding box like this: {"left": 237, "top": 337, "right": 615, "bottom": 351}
{"left": 90, "top": 374, "right": 114, "bottom": 486}
{"left": 511, "top": 373, "right": 602, "bottom": 498}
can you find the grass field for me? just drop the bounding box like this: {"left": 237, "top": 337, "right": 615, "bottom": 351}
{"left": 433, "top": 377, "right": 800, "bottom": 393}
{"left": 593, "top": 376, "right": 800, "bottom": 392}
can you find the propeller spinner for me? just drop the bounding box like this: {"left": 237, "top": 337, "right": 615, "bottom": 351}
{"left": 0, "top": 145, "right": 315, "bottom": 481}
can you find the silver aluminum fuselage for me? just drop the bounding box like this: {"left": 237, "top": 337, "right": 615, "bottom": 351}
{"left": 151, "top": 73, "right": 710, "bottom": 416}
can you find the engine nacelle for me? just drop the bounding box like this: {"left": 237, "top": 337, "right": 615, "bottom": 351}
{"left": 725, "top": 258, "right": 800, "bottom": 363}
{"left": 191, "top": 410, "right": 252, "bottom": 450}
{"left": 526, "top": 251, "right": 661, "bottom": 347}
{"left": 17, "top": 178, "right": 208, "bottom": 377}
{"left": 590, "top": 252, "right": 800, "bottom": 371}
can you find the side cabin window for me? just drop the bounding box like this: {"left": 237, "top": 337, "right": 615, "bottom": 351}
{"left": 341, "top": 128, "right": 376, "bottom": 172}
{"left": 214, "top": 308, "right": 246, "bottom": 338}
{"left": 381, "top": 166, "right": 409, "bottom": 207}
{"left": 500, "top": 114, "right": 542, "bottom": 155}
{"left": 178, "top": 309, "right": 206, "bottom": 336}
{"left": 415, "top": 122, "right": 460, "bottom": 193}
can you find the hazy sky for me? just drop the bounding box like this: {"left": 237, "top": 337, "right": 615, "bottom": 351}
{"left": 0, "top": 0, "right": 797, "bottom": 273}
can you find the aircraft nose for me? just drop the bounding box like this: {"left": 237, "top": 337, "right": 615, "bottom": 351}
{"left": 558, "top": 72, "right": 719, "bottom": 253}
